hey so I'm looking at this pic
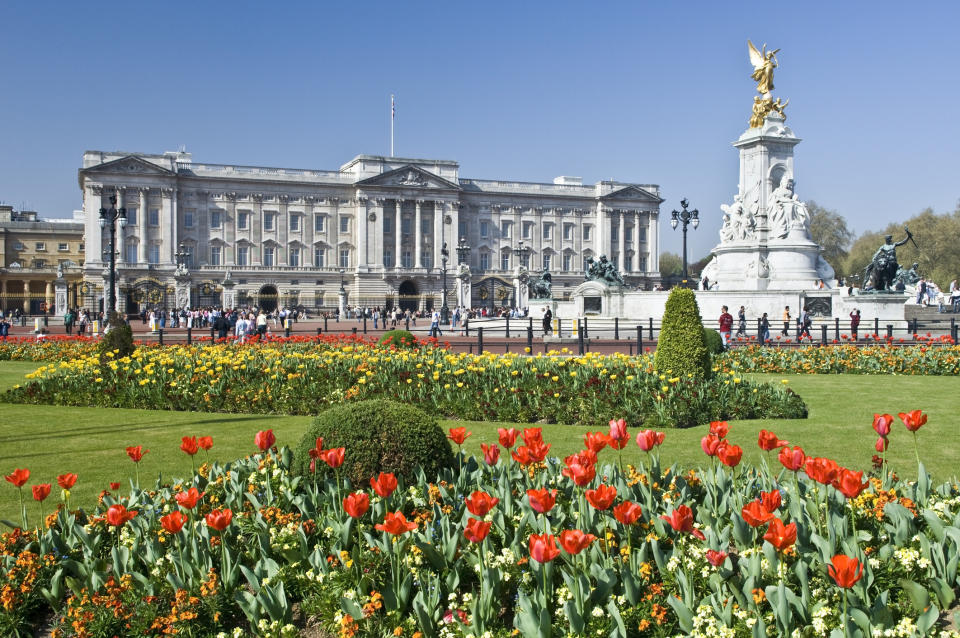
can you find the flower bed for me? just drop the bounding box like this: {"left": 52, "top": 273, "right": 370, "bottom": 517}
{"left": 719, "top": 341, "right": 960, "bottom": 375}
{"left": 2, "top": 416, "right": 958, "bottom": 637}
{"left": 0, "top": 336, "right": 101, "bottom": 362}
{"left": 3, "top": 340, "right": 805, "bottom": 428}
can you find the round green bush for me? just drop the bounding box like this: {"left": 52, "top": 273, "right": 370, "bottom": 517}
{"left": 702, "top": 328, "right": 724, "bottom": 355}
{"left": 379, "top": 329, "right": 417, "bottom": 349}
{"left": 654, "top": 288, "right": 711, "bottom": 379}
{"left": 98, "top": 312, "right": 135, "bottom": 362}
{"left": 293, "top": 399, "right": 455, "bottom": 485}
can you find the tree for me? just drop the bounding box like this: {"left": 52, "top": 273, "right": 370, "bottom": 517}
{"left": 659, "top": 252, "right": 683, "bottom": 278}
{"left": 844, "top": 206, "right": 960, "bottom": 289}
{"left": 807, "top": 201, "right": 854, "bottom": 277}
{"left": 654, "top": 288, "right": 711, "bottom": 380}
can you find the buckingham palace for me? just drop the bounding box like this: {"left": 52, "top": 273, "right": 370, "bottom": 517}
{"left": 79, "top": 150, "right": 663, "bottom": 313}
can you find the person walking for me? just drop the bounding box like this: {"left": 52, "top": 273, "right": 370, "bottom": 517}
{"left": 718, "top": 305, "right": 733, "bottom": 348}
{"left": 541, "top": 306, "right": 552, "bottom": 336}
{"left": 430, "top": 309, "right": 442, "bottom": 337}
{"left": 736, "top": 305, "right": 746, "bottom": 338}
{"left": 781, "top": 306, "right": 791, "bottom": 336}
{"left": 800, "top": 309, "right": 812, "bottom": 341}
{"left": 63, "top": 308, "right": 75, "bottom": 335}
{"left": 760, "top": 312, "right": 770, "bottom": 345}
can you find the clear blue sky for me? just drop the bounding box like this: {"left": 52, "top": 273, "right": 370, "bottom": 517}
{"left": 1, "top": 0, "right": 957, "bottom": 258}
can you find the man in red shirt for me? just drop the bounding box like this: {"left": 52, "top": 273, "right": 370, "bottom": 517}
{"left": 718, "top": 305, "right": 734, "bottom": 348}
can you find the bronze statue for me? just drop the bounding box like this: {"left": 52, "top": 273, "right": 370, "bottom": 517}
{"left": 862, "top": 229, "right": 914, "bottom": 291}
{"left": 747, "top": 41, "right": 787, "bottom": 128}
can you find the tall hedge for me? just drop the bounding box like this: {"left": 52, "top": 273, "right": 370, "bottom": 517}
{"left": 654, "top": 288, "right": 711, "bottom": 379}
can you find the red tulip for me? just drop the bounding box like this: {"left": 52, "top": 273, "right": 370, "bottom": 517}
{"left": 343, "top": 492, "right": 370, "bottom": 519}
{"left": 511, "top": 447, "right": 536, "bottom": 466}
{"left": 198, "top": 436, "right": 213, "bottom": 451}
{"left": 522, "top": 427, "right": 545, "bottom": 447}
{"left": 370, "top": 472, "right": 398, "bottom": 498}
{"left": 527, "top": 488, "right": 557, "bottom": 514}
{"left": 180, "top": 436, "right": 199, "bottom": 456}
{"left": 613, "top": 500, "right": 643, "bottom": 525}
{"left": 805, "top": 457, "right": 840, "bottom": 485}
{"left": 898, "top": 410, "right": 927, "bottom": 432}
{"left": 559, "top": 529, "right": 596, "bottom": 555}
{"left": 32, "top": 484, "right": 51, "bottom": 502}
{"left": 481, "top": 443, "right": 500, "bottom": 465}
{"left": 5, "top": 468, "right": 30, "bottom": 488}
{"left": 106, "top": 504, "right": 138, "bottom": 527}
{"left": 463, "top": 517, "right": 492, "bottom": 543}
{"left": 763, "top": 517, "right": 797, "bottom": 551}
{"left": 875, "top": 437, "right": 889, "bottom": 452}
{"left": 872, "top": 414, "right": 893, "bottom": 437}
{"left": 109, "top": 482, "right": 121, "bottom": 491}
{"left": 709, "top": 421, "right": 730, "bottom": 439}
{"left": 125, "top": 446, "right": 147, "bottom": 463}
{"left": 585, "top": 484, "right": 617, "bottom": 511}
{"left": 706, "top": 549, "right": 728, "bottom": 567}
{"left": 827, "top": 554, "right": 864, "bottom": 588}
{"left": 716, "top": 443, "right": 743, "bottom": 468}
{"left": 526, "top": 439, "right": 551, "bottom": 463}
{"left": 465, "top": 491, "right": 500, "bottom": 517}
{"left": 323, "top": 447, "right": 345, "bottom": 469}
{"left": 562, "top": 459, "right": 596, "bottom": 487}
{"left": 608, "top": 418, "right": 630, "bottom": 450}
{"left": 528, "top": 533, "right": 560, "bottom": 563}
{"left": 660, "top": 505, "right": 705, "bottom": 540}
{"left": 205, "top": 508, "right": 233, "bottom": 531}
{"left": 565, "top": 449, "right": 598, "bottom": 467}
{"left": 448, "top": 427, "right": 471, "bottom": 445}
{"left": 758, "top": 430, "right": 788, "bottom": 451}
{"left": 741, "top": 500, "right": 774, "bottom": 527}
{"left": 497, "top": 427, "right": 520, "bottom": 449}
{"left": 832, "top": 468, "right": 869, "bottom": 499}
{"left": 636, "top": 429, "right": 665, "bottom": 452}
{"left": 701, "top": 434, "right": 722, "bottom": 457}
{"left": 175, "top": 487, "right": 204, "bottom": 510}
{"left": 583, "top": 431, "right": 609, "bottom": 454}
{"left": 57, "top": 473, "right": 78, "bottom": 490}
{"left": 376, "top": 511, "right": 417, "bottom": 535}
{"left": 778, "top": 445, "right": 806, "bottom": 472}
{"left": 760, "top": 490, "right": 782, "bottom": 513}
{"left": 308, "top": 437, "right": 324, "bottom": 460}
{"left": 161, "top": 511, "right": 186, "bottom": 534}
{"left": 255, "top": 429, "right": 276, "bottom": 452}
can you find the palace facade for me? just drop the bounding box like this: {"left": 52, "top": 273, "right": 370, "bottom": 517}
{"left": 79, "top": 151, "right": 662, "bottom": 313}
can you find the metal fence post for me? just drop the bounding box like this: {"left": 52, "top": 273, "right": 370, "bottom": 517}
{"left": 324, "top": 316, "right": 328, "bottom": 333}
{"left": 352, "top": 327, "right": 357, "bottom": 336}
{"left": 874, "top": 317, "right": 879, "bottom": 335}
{"left": 757, "top": 318, "right": 762, "bottom": 342}
{"left": 834, "top": 317, "right": 840, "bottom": 341}
{"left": 614, "top": 317, "right": 619, "bottom": 340}
{"left": 464, "top": 319, "right": 470, "bottom": 337}
{"left": 557, "top": 318, "right": 562, "bottom": 338}
{"left": 636, "top": 325, "right": 643, "bottom": 354}
{"left": 363, "top": 315, "right": 367, "bottom": 334}
{"left": 317, "top": 327, "right": 322, "bottom": 336}
{"left": 158, "top": 328, "right": 164, "bottom": 346}
{"left": 527, "top": 326, "right": 533, "bottom": 354}
{"left": 886, "top": 324, "right": 893, "bottom": 338}
{"left": 210, "top": 327, "right": 215, "bottom": 342}
{"left": 578, "top": 323, "right": 584, "bottom": 355}
{"left": 649, "top": 317, "right": 654, "bottom": 340}
{"left": 478, "top": 327, "right": 483, "bottom": 353}
{"left": 505, "top": 316, "right": 510, "bottom": 339}
{"left": 186, "top": 327, "right": 192, "bottom": 345}
{"left": 820, "top": 325, "right": 827, "bottom": 345}
{"left": 583, "top": 317, "right": 589, "bottom": 339}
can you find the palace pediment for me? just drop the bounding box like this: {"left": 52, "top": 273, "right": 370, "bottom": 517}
{"left": 356, "top": 165, "right": 460, "bottom": 190}
{"left": 600, "top": 185, "right": 663, "bottom": 204}
{"left": 81, "top": 155, "right": 175, "bottom": 176}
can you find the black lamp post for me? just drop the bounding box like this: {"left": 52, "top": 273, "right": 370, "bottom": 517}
{"left": 339, "top": 268, "right": 345, "bottom": 292}
{"left": 515, "top": 239, "right": 531, "bottom": 309}
{"left": 440, "top": 242, "right": 450, "bottom": 323}
{"left": 670, "top": 197, "right": 699, "bottom": 284}
{"left": 175, "top": 244, "right": 191, "bottom": 270}
{"left": 98, "top": 194, "right": 127, "bottom": 315}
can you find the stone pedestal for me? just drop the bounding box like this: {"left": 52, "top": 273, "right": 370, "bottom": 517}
{"left": 55, "top": 278, "right": 68, "bottom": 315}
{"left": 221, "top": 271, "right": 236, "bottom": 309}
{"left": 571, "top": 280, "right": 624, "bottom": 317}
{"left": 703, "top": 113, "right": 834, "bottom": 292}
{"left": 455, "top": 268, "right": 471, "bottom": 309}
{"left": 513, "top": 267, "right": 529, "bottom": 310}
{"left": 174, "top": 275, "right": 192, "bottom": 310}
{"left": 338, "top": 290, "right": 347, "bottom": 317}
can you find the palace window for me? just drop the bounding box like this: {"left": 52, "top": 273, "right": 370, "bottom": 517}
{"left": 383, "top": 215, "right": 392, "bottom": 233}
{"left": 339, "top": 249, "right": 350, "bottom": 268}
{"left": 639, "top": 256, "right": 647, "bottom": 272}
{"left": 610, "top": 224, "right": 618, "bottom": 242}
{"left": 238, "top": 211, "right": 249, "bottom": 230}
{"left": 211, "top": 246, "right": 222, "bottom": 266}
{"left": 314, "top": 247, "right": 326, "bottom": 267}
{"left": 479, "top": 252, "right": 489, "bottom": 270}
{"left": 479, "top": 221, "right": 489, "bottom": 238}
{"left": 211, "top": 211, "right": 222, "bottom": 229}
{"left": 263, "top": 212, "right": 275, "bottom": 231}
{"left": 126, "top": 208, "right": 137, "bottom": 225}
{"left": 401, "top": 217, "right": 412, "bottom": 234}
{"left": 124, "top": 242, "right": 138, "bottom": 263}
{"left": 58, "top": 242, "right": 69, "bottom": 251}
{"left": 542, "top": 254, "right": 551, "bottom": 271}
{"left": 583, "top": 225, "right": 592, "bottom": 241}
{"left": 314, "top": 214, "right": 325, "bottom": 233}
{"left": 33, "top": 259, "right": 46, "bottom": 268}
{"left": 522, "top": 222, "right": 534, "bottom": 240}
{"left": 339, "top": 216, "right": 350, "bottom": 233}
{"left": 401, "top": 250, "right": 412, "bottom": 268}
{"left": 289, "top": 247, "right": 301, "bottom": 267}
{"left": 563, "top": 223, "right": 574, "bottom": 240}
{"left": 543, "top": 223, "right": 553, "bottom": 240}
{"left": 290, "top": 215, "right": 301, "bottom": 232}
{"left": 14, "top": 241, "right": 25, "bottom": 251}
{"left": 422, "top": 252, "right": 432, "bottom": 268}
{"left": 149, "top": 209, "right": 160, "bottom": 226}
{"left": 35, "top": 242, "right": 46, "bottom": 251}
{"left": 184, "top": 210, "right": 194, "bottom": 228}
{"left": 639, "top": 227, "right": 647, "bottom": 242}
{"left": 562, "top": 253, "right": 572, "bottom": 272}
{"left": 263, "top": 246, "right": 275, "bottom": 267}
{"left": 383, "top": 249, "right": 393, "bottom": 268}
{"left": 624, "top": 254, "right": 632, "bottom": 271}
{"left": 148, "top": 244, "right": 160, "bottom": 264}
{"left": 520, "top": 251, "right": 530, "bottom": 268}
{"left": 501, "top": 251, "right": 510, "bottom": 270}
{"left": 422, "top": 217, "right": 432, "bottom": 233}
{"left": 458, "top": 221, "right": 467, "bottom": 239}
{"left": 237, "top": 245, "right": 249, "bottom": 266}
{"left": 501, "top": 220, "right": 512, "bottom": 239}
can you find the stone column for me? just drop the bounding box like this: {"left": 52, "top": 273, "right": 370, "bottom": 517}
{"left": 618, "top": 211, "right": 626, "bottom": 272}
{"left": 23, "top": 282, "right": 31, "bottom": 314}
{"left": 395, "top": 199, "right": 403, "bottom": 269}
{"left": 634, "top": 212, "right": 643, "bottom": 272}
{"left": 139, "top": 188, "right": 149, "bottom": 264}
{"left": 160, "top": 188, "right": 174, "bottom": 264}
{"left": 649, "top": 212, "right": 659, "bottom": 273}
{"left": 414, "top": 200, "right": 423, "bottom": 268}
{"left": 433, "top": 201, "right": 444, "bottom": 269}
{"left": 357, "top": 197, "right": 368, "bottom": 270}
{"left": 45, "top": 282, "right": 53, "bottom": 312}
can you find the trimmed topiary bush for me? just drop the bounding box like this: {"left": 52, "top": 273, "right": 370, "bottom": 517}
{"left": 293, "top": 399, "right": 455, "bottom": 485}
{"left": 654, "top": 288, "right": 711, "bottom": 379}
{"left": 702, "top": 328, "right": 724, "bottom": 355}
{"left": 98, "top": 312, "right": 135, "bottom": 362}
{"left": 379, "top": 329, "right": 417, "bottom": 349}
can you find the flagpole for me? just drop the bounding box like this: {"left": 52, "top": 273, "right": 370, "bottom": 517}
{"left": 390, "top": 94, "right": 395, "bottom": 157}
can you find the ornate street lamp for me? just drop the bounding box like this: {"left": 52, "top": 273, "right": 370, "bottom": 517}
{"left": 98, "top": 194, "right": 127, "bottom": 315}
{"left": 339, "top": 268, "right": 346, "bottom": 292}
{"left": 440, "top": 242, "right": 450, "bottom": 323}
{"left": 455, "top": 236, "right": 471, "bottom": 265}
{"left": 515, "top": 239, "right": 531, "bottom": 270}
{"left": 174, "top": 244, "right": 191, "bottom": 270}
{"left": 670, "top": 197, "right": 699, "bottom": 284}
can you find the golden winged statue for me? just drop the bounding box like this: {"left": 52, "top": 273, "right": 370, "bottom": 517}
{"left": 747, "top": 40, "right": 779, "bottom": 97}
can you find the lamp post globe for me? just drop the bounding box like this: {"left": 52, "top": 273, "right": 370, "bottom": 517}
{"left": 669, "top": 197, "right": 699, "bottom": 285}
{"left": 99, "top": 194, "right": 127, "bottom": 317}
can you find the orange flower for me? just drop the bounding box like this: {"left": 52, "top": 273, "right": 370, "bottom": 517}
{"left": 763, "top": 517, "right": 796, "bottom": 551}
{"left": 559, "top": 529, "right": 596, "bottom": 555}
{"left": 375, "top": 511, "right": 417, "bottom": 535}
{"left": 106, "top": 504, "right": 138, "bottom": 527}
{"left": 827, "top": 554, "right": 864, "bottom": 588}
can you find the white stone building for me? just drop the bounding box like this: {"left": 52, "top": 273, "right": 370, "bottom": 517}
{"left": 78, "top": 150, "right": 662, "bottom": 313}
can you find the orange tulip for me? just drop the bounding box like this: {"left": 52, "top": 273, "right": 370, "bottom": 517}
{"left": 323, "top": 447, "right": 345, "bottom": 469}
{"left": 613, "top": 500, "right": 643, "bottom": 525}
{"left": 898, "top": 410, "right": 927, "bottom": 432}
{"left": 480, "top": 443, "right": 500, "bottom": 465}
{"left": 497, "top": 427, "right": 520, "bottom": 449}
{"left": 778, "top": 446, "right": 806, "bottom": 472}
{"left": 447, "top": 427, "right": 471, "bottom": 445}
{"left": 741, "top": 500, "right": 774, "bottom": 527}
{"left": 827, "top": 554, "right": 864, "bottom": 588}
{"left": 527, "top": 488, "right": 557, "bottom": 514}
{"left": 254, "top": 429, "right": 276, "bottom": 452}
{"left": 205, "top": 508, "right": 233, "bottom": 531}
{"left": 763, "top": 517, "right": 797, "bottom": 551}
{"left": 161, "top": 511, "right": 186, "bottom": 534}
{"left": 57, "top": 473, "right": 78, "bottom": 490}
{"left": 757, "top": 430, "right": 788, "bottom": 451}
{"left": 559, "top": 529, "right": 596, "bottom": 555}
{"left": 175, "top": 487, "right": 204, "bottom": 510}
{"left": 32, "top": 484, "right": 51, "bottom": 502}
{"left": 375, "top": 511, "right": 417, "bottom": 535}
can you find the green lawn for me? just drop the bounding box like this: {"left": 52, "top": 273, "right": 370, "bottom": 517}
{"left": 0, "top": 361, "right": 957, "bottom": 523}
